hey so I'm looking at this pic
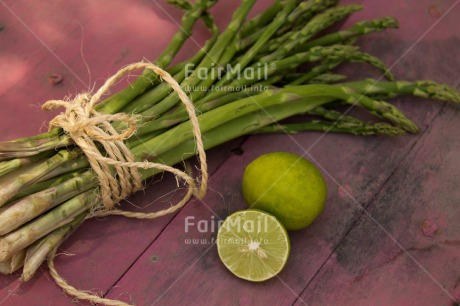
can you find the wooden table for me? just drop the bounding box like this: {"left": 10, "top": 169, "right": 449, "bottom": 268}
{"left": 1, "top": 1, "right": 459, "bottom": 305}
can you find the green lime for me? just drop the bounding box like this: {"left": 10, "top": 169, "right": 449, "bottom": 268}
{"left": 242, "top": 152, "right": 327, "bottom": 231}
{"left": 217, "top": 209, "right": 290, "bottom": 282}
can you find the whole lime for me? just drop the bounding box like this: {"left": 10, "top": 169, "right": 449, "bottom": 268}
{"left": 242, "top": 152, "right": 327, "bottom": 231}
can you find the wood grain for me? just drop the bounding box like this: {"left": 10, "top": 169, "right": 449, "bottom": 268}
{"left": 0, "top": 0, "right": 459, "bottom": 305}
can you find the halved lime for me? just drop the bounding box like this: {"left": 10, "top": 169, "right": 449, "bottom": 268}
{"left": 217, "top": 209, "right": 290, "bottom": 282}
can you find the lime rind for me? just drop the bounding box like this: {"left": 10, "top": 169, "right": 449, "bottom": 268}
{"left": 217, "top": 210, "right": 290, "bottom": 282}
{"left": 242, "top": 152, "right": 327, "bottom": 230}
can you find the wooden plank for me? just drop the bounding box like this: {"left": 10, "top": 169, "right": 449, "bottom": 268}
{"left": 0, "top": 0, "right": 92, "bottom": 97}
{"left": 294, "top": 103, "right": 460, "bottom": 306}
{"left": 0, "top": 140, "right": 243, "bottom": 306}
{"left": 0, "top": 0, "right": 208, "bottom": 139}
{"left": 0, "top": 0, "right": 459, "bottom": 305}
{"left": 102, "top": 133, "right": 433, "bottom": 304}
{"left": 0, "top": 1, "right": 265, "bottom": 305}
{"left": 104, "top": 1, "right": 460, "bottom": 305}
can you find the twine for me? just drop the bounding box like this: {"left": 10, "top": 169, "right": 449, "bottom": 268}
{"left": 41, "top": 62, "right": 208, "bottom": 305}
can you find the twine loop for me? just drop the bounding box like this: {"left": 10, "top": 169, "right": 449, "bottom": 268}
{"left": 43, "top": 92, "right": 143, "bottom": 211}
{"left": 41, "top": 62, "right": 209, "bottom": 306}
{"left": 42, "top": 62, "right": 208, "bottom": 212}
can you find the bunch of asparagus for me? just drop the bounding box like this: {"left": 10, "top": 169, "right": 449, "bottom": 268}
{"left": 1, "top": 0, "right": 459, "bottom": 282}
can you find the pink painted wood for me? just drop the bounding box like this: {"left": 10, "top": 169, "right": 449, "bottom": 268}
{"left": 0, "top": 1, "right": 459, "bottom": 305}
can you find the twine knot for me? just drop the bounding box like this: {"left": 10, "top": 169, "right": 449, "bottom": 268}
{"left": 43, "top": 93, "right": 139, "bottom": 142}
{"left": 42, "top": 62, "right": 208, "bottom": 213}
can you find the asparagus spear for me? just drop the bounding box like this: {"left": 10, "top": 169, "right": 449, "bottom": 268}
{"left": 134, "top": 87, "right": 269, "bottom": 135}
{"left": 0, "top": 134, "right": 73, "bottom": 160}
{"left": 261, "top": 5, "right": 364, "bottom": 61}
{"left": 21, "top": 212, "right": 87, "bottom": 282}
{"left": 239, "top": 0, "right": 282, "bottom": 37}
{"left": 215, "top": 0, "right": 299, "bottom": 86}
{"left": 295, "top": 16, "right": 400, "bottom": 52}
{"left": 345, "top": 79, "right": 460, "bottom": 103}
{"left": 0, "top": 249, "right": 26, "bottom": 275}
{"left": 6, "top": 170, "right": 86, "bottom": 205}
{"left": 253, "top": 121, "right": 405, "bottom": 136}
{"left": 0, "top": 150, "right": 81, "bottom": 207}
{"left": 197, "top": 45, "right": 357, "bottom": 104}
{"left": 96, "top": 0, "right": 217, "bottom": 115}
{"left": 0, "top": 171, "right": 96, "bottom": 235}
{"left": 0, "top": 190, "right": 96, "bottom": 262}
{"left": 289, "top": 48, "right": 395, "bottom": 86}
{"left": 278, "top": 0, "right": 340, "bottom": 35}
{"left": 121, "top": 34, "right": 219, "bottom": 114}
{"left": 131, "top": 83, "right": 417, "bottom": 163}
{"left": 0, "top": 152, "right": 52, "bottom": 177}
{"left": 242, "top": 0, "right": 340, "bottom": 52}
{"left": 138, "top": 0, "right": 257, "bottom": 118}
{"left": 308, "top": 73, "right": 347, "bottom": 84}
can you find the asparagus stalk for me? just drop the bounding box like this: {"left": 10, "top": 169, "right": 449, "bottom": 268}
{"left": 344, "top": 79, "right": 460, "bottom": 103}
{"left": 5, "top": 170, "right": 85, "bottom": 205}
{"left": 308, "top": 105, "right": 363, "bottom": 123}
{"left": 289, "top": 59, "right": 343, "bottom": 85}
{"left": 239, "top": 0, "right": 282, "bottom": 37}
{"left": 138, "top": 0, "right": 257, "bottom": 119}
{"left": 0, "top": 152, "right": 52, "bottom": 177}
{"left": 242, "top": 0, "right": 340, "bottom": 52}
{"left": 0, "top": 171, "right": 96, "bottom": 235}
{"left": 0, "top": 134, "right": 73, "bottom": 160}
{"left": 349, "top": 51, "right": 395, "bottom": 81}
{"left": 199, "top": 45, "right": 357, "bottom": 104}
{"left": 215, "top": 0, "right": 299, "bottom": 86}
{"left": 336, "top": 87, "right": 419, "bottom": 133}
{"left": 0, "top": 150, "right": 81, "bottom": 207}
{"left": 132, "top": 83, "right": 410, "bottom": 162}
{"left": 21, "top": 212, "right": 87, "bottom": 282}
{"left": 122, "top": 33, "right": 220, "bottom": 115}
{"left": 134, "top": 87, "right": 269, "bottom": 135}
{"left": 261, "top": 5, "right": 364, "bottom": 61}
{"left": 253, "top": 121, "right": 405, "bottom": 136}
{"left": 0, "top": 190, "right": 96, "bottom": 262}
{"left": 296, "top": 16, "right": 400, "bottom": 52}
{"left": 0, "top": 249, "right": 26, "bottom": 275}
{"left": 278, "top": 0, "right": 339, "bottom": 35}
{"left": 289, "top": 48, "right": 395, "bottom": 86}
{"left": 96, "top": 0, "right": 216, "bottom": 115}
{"left": 308, "top": 73, "right": 347, "bottom": 84}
